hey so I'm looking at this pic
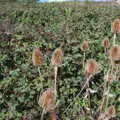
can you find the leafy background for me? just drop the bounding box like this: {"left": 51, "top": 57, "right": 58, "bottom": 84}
{"left": 0, "top": 2, "right": 120, "bottom": 120}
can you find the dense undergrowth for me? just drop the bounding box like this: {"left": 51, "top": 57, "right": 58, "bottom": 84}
{"left": 0, "top": 2, "right": 120, "bottom": 120}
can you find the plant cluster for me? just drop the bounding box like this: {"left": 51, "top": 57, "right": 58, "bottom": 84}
{"left": 0, "top": 2, "right": 120, "bottom": 120}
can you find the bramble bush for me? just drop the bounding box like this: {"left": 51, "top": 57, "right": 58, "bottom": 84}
{"left": 0, "top": 2, "right": 120, "bottom": 120}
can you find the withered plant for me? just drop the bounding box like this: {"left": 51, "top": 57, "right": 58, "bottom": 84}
{"left": 38, "top": 89, "right": 54, "bottom": 120}
{"left": 101, "top": 38, "right": 110, "bottom": 55}
{"left": 80, "top": 41, "right": 89, "bottom": 68}
{"left": 51, "top": 46, "right": 63, "bottom": 98}
{"left": 112, "top": 19, "right": 120, "bottom": 45}
{"left": 32, "top": 48, "right": 44, "bottom": 75}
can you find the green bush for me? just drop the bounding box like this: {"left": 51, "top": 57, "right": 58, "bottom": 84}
{"left": 0, "top": 2, "right": 120, "bottom": 120}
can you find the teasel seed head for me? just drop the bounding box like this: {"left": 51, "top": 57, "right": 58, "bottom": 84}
{"left": 80, "top": 41, "right": 89, "bottom": 51}
{"left": 109, "top": 45, "right": 120, "bottom": 64}
{"left": 38, "top": 89, "right": 54, "bottom": 112}
{"left": 105, "top": 106, "right": 116, "bottom": 118}
{"left": 32, "top": 48, "right": 44, "bottom": 66}
{"left": 85, "top": 59, "right": 99, "bottom": 77}
{"left": 104, "top": 73, "right": 116, "bottom": 83}
{"left": 101, "top": 38, "right": 110, "bottom": 48}
{"left": 112, "top": 18, "right": 120, "bottom": 33}
{"left": 51, "top": 47, "right": 63, "bottom": 67}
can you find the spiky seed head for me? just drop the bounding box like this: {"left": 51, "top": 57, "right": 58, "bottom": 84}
{"left": 51, "top": 47, "right": 63, "bottom": 67}
{"left": 101, "top": 38, "right": 110, "bottom": 48}
{"left": 85, "top": 59, "right": 98, "bottom": 77}
{"left": 104, "top": 74, "right": 116, "bottom": 83}
{"left": 105, "top": 106, "right": 116, "bottom": 118}
{"left": 38, "top": 89, "right": 54, "bottom": 111}
{"left": 32, "top": 49, "right": 43, "bottom": 66}
{"left": 112, "top": 19, "right": 120, "bottom": 33}
{"left": 80, "top": 41, "right": 89, "bottom": 51}
{"left": 109, "top": 45, "right": 120, "bottom": 63}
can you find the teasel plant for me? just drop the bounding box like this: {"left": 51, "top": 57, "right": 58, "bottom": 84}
{"left": 51, "top": 43, "right": 63, "bottom": 99}
{"left": 109, "top": 45, "right": 120, "bottom": 75}
{"left": 80, "top": 41, "right": 89, "bottom": 69}
{"left": 101, "top": 38, "right": 110, "bottom": 56}
{"left": 98, "top": 105, "right": 116, "bottom": 120}
{"left": 84, "top": 59, "right": 99, "bottom": 116}
{"left": 32, "top": 48, "right": 44, "bottom": 76}
{"left": 38, "top": 88, "right": 55, "bottom": 120}
{"left": 63, "top": 59, "right": 99, "bottom": 116}
{"left": 112, "top": 18, "right": 120, "bottom": 45}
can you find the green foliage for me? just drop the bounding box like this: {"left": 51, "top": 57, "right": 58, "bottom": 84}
{"left": 0, "top": 2, "right": 120, "bottom": 120}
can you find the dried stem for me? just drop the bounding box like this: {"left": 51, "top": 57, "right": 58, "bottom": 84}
{"left": 40, "top": 108, "right": 45, "bottom": 120}
{"left": 100, "top": 69, "right": 109, "bottom": 112}
{"left": 54, "top": 66, "right": 58, "bottom": 100}
{"left": 83, "top": 52, "right": 86, "bottom": 69}
{"left": 113, "top": 33, "right": 116, "bottom": 45}
{"left": 38, "top": 66, "right": 41, "bottom": 76}
{"left": 105, "top": 83, "right": 110, "bottom": 110}
{"left": 87, "top": 84, "right": 92, "bottom": 117}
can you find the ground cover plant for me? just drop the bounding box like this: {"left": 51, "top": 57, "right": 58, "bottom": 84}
{"left": 0, "top": 2, "right": 120, "bottom": 120}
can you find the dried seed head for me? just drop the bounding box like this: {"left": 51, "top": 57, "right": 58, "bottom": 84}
{"left": 49, "top": 111, "right": 56, "bottom": 120}
{"left": 105, "top": 106, "right": 116, "bottom": 118}
{"left": 38, "top": 89, "right": 54, "bottom": 111}
{"left": 112, "top": 19, "right": 120, "bottom": 33}
{"left": 51, "top": 47, "right": 63, "bottom": 67}
{"left": 104, "top": 74, "right": 116, "bottom": 83}
{"left": 80, "top": 41, "right": 89, "bottom": 51}
{"left": 85, "top": 59, "right": 98, "bottom": 76}
{"left": 109, "top": 45, "right": 120, "bottom": 63}
{"left": 101, "top": 38, "right": 110, "bottom": 48}
{"left": 32, "top": 49, "right": 44, "bottom": 66}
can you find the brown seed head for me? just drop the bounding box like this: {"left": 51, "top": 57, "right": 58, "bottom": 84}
{"left": 105, "top": 106, "right": 116, "bottom": 118}
{"left": 51, "top": 47, "right": 63, "bottom": 67}
{"left": 112, "top": 19, "right": 120, "bottom": 33}
{"left": 85, "top": 59, "right": 98, "bottom": 77}
{"left": 32, "top": 49, "right": 44, "bottom": 66}
{"left": 101, "top": 38, "right": 110, "bottom": 48}
{"left": 104, "top": 74, "right": 116, "bottom": 83}
{"left": 38, "top": 89, "right": 54, "bottom": 111}
{"left": 109, "top": 45, "right": 120, "bottom": 63}
{"left": 80, "top": 41, "right": 89, "bottom": 51}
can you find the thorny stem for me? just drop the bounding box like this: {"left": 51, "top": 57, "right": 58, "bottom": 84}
{"left": 63, "top": 75, "right": 93, "bottom": 114}
{"left": 38, "top": 66, "right": 41, "bottom": 76}
{"left": 100, "top": 70, "right": 110, "bottom": 112}
{"left": 83, "top": 52, "right": 86, "bottom": 69}
{"left": 87, "top": 84, "right": 92, "bottom": 117}
{"left": 40, "top": 108, "right": 45, "bottom": 120}
{"left": 115, "top": 66, "right": 119, "bottom": 81}
{"left": 105, "top": 83, "right": 110, "bottom": 110}
{"left": 113, "top": 33, "right": 116, "bottom": 45}
{"left": 54, "top": 66, "right": 58, "bottom": 100}
{"left": 38, "top": 67, "right": 43, "bottom": 89}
